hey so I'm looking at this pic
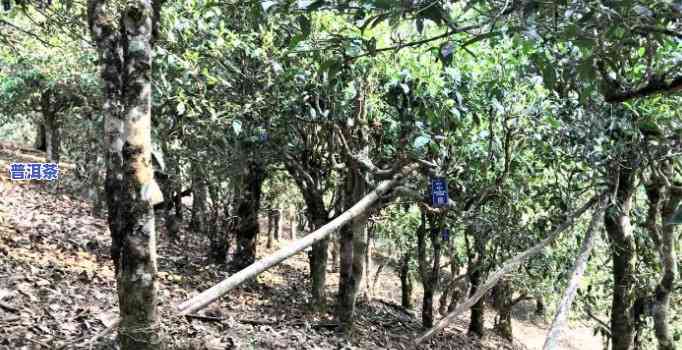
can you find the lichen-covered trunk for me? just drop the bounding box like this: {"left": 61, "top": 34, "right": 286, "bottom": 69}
{"left": 605, "top": 165, "right": 636, "bottom": 350}
{"left": 400, "top": 251, "right": 414, "bottom": 309}
{"left": 230, "top": 162, "right": 265, "bottom": 272}
{"left": 117, "top": 1, "right": 162, "bottom": 348}
{"left": 88, "top": 0, "right": 126, "bottom": 275}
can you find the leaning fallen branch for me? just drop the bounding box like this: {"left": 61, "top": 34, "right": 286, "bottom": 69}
{"left": 543, "top": 199, "right": 605, "bottom": 350}
{"left": 68, "top": 163, "right": 419, "bottom": 345}
{"left": 177, "top": 163, "right": 419, "bottom": 315}
{"left": 414, "top": 194, "right": 602, "bottom": 345}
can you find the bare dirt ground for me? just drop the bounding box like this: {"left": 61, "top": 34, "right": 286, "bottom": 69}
{"left": 0, "top": 143, "right": 603, "bottom": 350}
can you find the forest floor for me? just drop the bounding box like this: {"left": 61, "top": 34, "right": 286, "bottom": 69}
{"left": 0, "top": 143, "right": 604, "bottom": 350}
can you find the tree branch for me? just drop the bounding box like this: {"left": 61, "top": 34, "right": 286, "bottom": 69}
{"left": 0, "top": 19, "right": 58, "bottom": 48}
{"left": 177, "top": 162, "right": 420, "bottom": 315}
{"left": 543, "top": 199, "right": 605, "bottom": 350}
{"left": 414, "top": 194, "right": 602, "bottom": 344}
{"left": 604, "top": 74, "right": 682, "bottom": 103}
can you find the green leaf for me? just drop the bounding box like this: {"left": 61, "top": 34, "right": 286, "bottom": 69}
{"left": 577, "top": 57, "right": 595, "bottom": 81}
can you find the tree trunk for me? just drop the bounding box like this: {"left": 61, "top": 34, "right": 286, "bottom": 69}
{"left": 448, "top": 260, "right": 466, "bottom": 313}
{"left": 536, "top": 205, "right": 605, "bottom": 350}
{"left": 605, "top": 164, "right": 636, "bottom": 350}
{"left": 172, "top": 159, "right": 183, "bottom": 223}
{"left": 400, "top": 252, "right": 414, "bottom": 309}
{"left": 117, "top": 4, "right": 161, "bottom": 348}
{"left": 267, "top": 210, "right": 274, "bottom": 249}
{"left": 351, "top": 214, "right": 369, "bottom": 300}
{"left": 440, "top": 257, "right": 461, "bottom": 316}
{"left": 274, "top": 209, "right": 281, "bottom": 240}
{"left": 230, "top": 161, "right": 265, "bottom": 272}
{"left": 468, "top": 268, "right": 485, "bottom": 337}
{"left": 415, "top": 195, "right": 600, "bottom": 345}
{"left": 330, "top": 234, "right": 339, "bottom": 271}
{"left": 653, "top": 190, "right": 680, "bottom": 350}
{"left": 363, "top": 226, "right": 373, "bottom": 299}
{"left": 160, "top": 147, "right": 179, "bottom": 240}
{"left": 309, "top": 216, "right": 329, "bottom": 310}
{"left": 337, "top": 221, "right": 355, "bottom": 331}
{"left": 176, "top": 163, "right": 418, "bottom": 316}
{"left": 88, "top": 0, "right": 125, "bottom": 275}
{"left": 543, "top": 204, "right": 603, "bottom": 350}
{"left": 467, "top": 226, "right": 486, "bottom": 337}
{"left": 35, "top": 121, "right": 46, "bottom": 151}
{"left": 190, "top": 160, "right": 208, "bottom": 235}
{"left": 290, "top": 207, "right": 298, "bottom": 239}
{"left": 646, "top": 164, "right": 680, "bottom": 350}
{"left": 336, "top": 163, "right": 369, "bottom": 331}
{"left": 266, "top": 209, "right": 281, "bottom": 248}
{"left": 493, "top": 277, "right": 513, "bottom": 341}
{"left": 418, "top": 212, "right": 442, "bottom": 328}
{"left": 535, "top": 295, "right": 546, "bottom": 316}
{"left": 42, "top": 109, "right": 60, "bottom": 163}
{"left": 113, "top": 1, "right": 162, "bottom": 348}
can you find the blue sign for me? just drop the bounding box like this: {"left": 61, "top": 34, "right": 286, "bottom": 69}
{"left": 431, "top": 177, "right": 448, "bottom": 207}
{"left": 442, "top": 228, "right": 450, "bottom": 241}
{"left": 8, "top": 163, "right": 59, "bottom": 181}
